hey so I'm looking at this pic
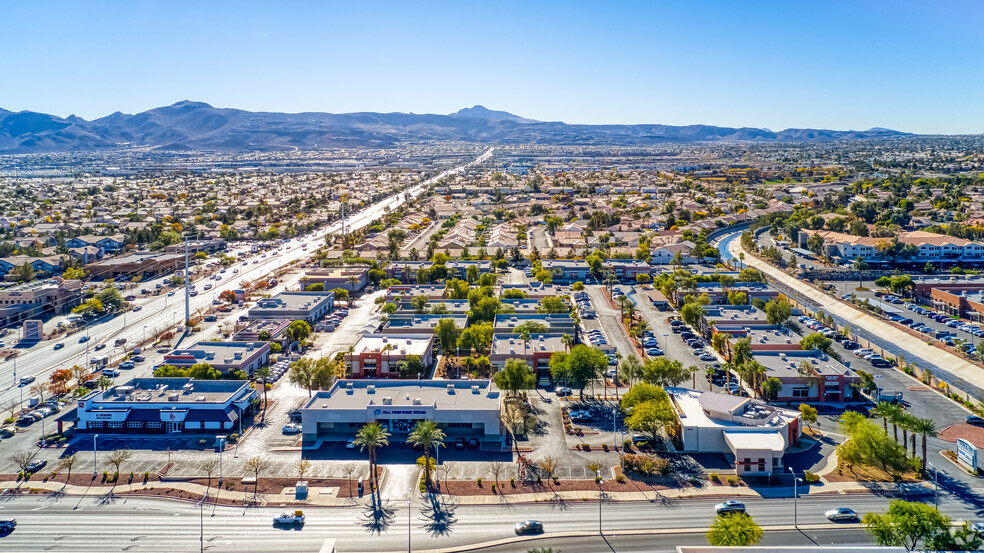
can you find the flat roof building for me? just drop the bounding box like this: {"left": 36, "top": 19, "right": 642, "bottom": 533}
{"left": 248, "top": 291, "right": 334, "bottom": 323}
{"left": 0, "top": 277, "right": 82, "bottom": 329}
{"left": 75, "top": 377, "right": 255, "bottom": 435}
{"left": 163, "top": 341, "right": 271, "bottom": 376}
{"left": 300, "top": 267, "right": 369, "bottom": 292}
{"left": 672, "top": 388, "right": 801, "bottom": 476}
{"left": 383, "top": 314, "right": 468, "bottom": 334}
{"left": 85, "top": 252, "right": 187, "bottom": 280}
{"left": 345, "top": 334, "right": 435, "bottom": 379}
{"left": 300, "top": 379, "right": 502, "bottom": 444}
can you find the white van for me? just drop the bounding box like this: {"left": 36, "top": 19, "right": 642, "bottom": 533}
{"left": 101, "top": 368, "right": 120, "bottom": 377}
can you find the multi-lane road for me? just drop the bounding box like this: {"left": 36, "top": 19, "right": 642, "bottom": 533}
{"left": 0, "top": 489, "right": 962, "bottom": 552}
{"left": 0, "top": 147, "right": 493, "bottom": 409}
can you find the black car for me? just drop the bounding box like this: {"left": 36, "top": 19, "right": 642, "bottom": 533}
{"left": 468, "top": 438, "right": 480, "bottom": 448}
{"left": 515, "top": 520, "right": 543, "bottom": 535}
{"left": 680, "top": 332, "right": 697, "bottom": 340}
{"left": 842, "top": 341, "right": 860, "bottom": 350}
{"left": 966, "top": 415, "right": 984, "bottom": 427}
{"left": 25, "top": 459, "right": 47, "bottom": 472}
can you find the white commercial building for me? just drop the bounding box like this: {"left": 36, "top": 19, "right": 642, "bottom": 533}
{"left": 671, "top": 388, "right": 802, "bottom": 476}
{"left": 300, "top": 379, "right": 502, "bottom": 444}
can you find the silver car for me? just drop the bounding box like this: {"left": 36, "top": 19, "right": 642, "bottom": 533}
{"left": 825, "top": 507, "right": 858, "bottom": 521}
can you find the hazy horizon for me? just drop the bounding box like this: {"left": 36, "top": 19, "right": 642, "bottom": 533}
{"left": 1, "top": 0, "right": 982, "bottom": 134}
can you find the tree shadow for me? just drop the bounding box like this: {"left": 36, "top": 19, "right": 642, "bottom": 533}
{"left": 418, "top": 492, "right": 458, "bottom": 537}
{"left": 358, "top": 491, "right": 395, "bottom": 535}
{"left": 95, "top": 489, "right": 119, "bottom": 506}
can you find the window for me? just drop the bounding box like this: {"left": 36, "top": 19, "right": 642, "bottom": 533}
{"left": 127, "top": 421, "right": 142, "bottom": 429}
{"left": 791, "top": 387, "right": 810, "bottom": 398}
{"left": 147, "top": 421, "right": 162, "bottom": 428}
{"left": 108, "top": 421, "right": 124, "bottom": 429}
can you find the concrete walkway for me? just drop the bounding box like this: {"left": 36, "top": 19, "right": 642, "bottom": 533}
{"left": 1, "top": 477, "right": 930, "bottom": 507}
{"left": 731, "top": 239, "right": 984, "bottom": 397}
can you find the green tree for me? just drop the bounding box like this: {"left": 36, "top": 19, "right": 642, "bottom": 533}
{"left": 253, "top": 366, "right": 272, "bottom": 419}
{"left": 837, "top": 411, "right": 908, "bottom": 473}
{"left": 406, "top": 420, "right": 445, "bottom": 485}
{"left": 433, "top": 318, "right": 461, "bottom": 355}
{"left": 619, "top": 382, "right": 668, "bottom": 412}
{"left": 625, "top": 396, "right": 677, "bottom": 439}
{"left": 862, "top": 500, "right": 951, "bottom": 550}
{"left": 909, "top": 417, "right": 937, "bottom": 477}
{"left": 799, "top": 403, "right": 818, "bottom": 430}
{"left": 764, "top": 295, "right": 792, "bottom": 325}
{"left": 411, "top": 294, "right": 430, "bottom": 313}
{"left": 680, "top": 302, "right": 705, "bottom": 329}
{"left": 640, "top": 358, "right": 689, "bottom": 388}
{"left": 96, "top": 287, "right": 126, "bottom": 311}
{"left": 799, "top": 332, "right": 833, "bottom": 354}
{"left": 707, "top": 513, "right": 763, "bottom": 547}
{"left": 457, "top": 322, "right": 494, "bottom": 355}
{"left": 382, "top": 302, "right": 397, "bottom": 315}
{"left": 549, "top": 345, "right": 607, "bottom": 400}
{"left": 354, "top": 422, "right": 390, "bottom": 493}
{"left": 538, "top": 296, "right": 568, "bottom": 313}
{"left": 493, "top": 358, "right": 535, "bottom": 397}
{"left": 286, "top": 320, "right": 312, "bottom": 346}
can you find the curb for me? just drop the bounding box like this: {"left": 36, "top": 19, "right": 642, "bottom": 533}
{"left": 345, "top": 524, "right": 862, "bottom": 553}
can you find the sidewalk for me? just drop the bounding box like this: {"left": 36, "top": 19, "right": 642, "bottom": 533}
{"left": 0, "top": 477, "right": 931, "bottom": 507}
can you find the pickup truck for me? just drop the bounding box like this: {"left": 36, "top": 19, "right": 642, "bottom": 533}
{"left": 273, "top": 511, "right": 305, "bottom": 525}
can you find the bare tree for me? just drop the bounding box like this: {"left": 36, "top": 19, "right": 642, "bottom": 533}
{"left": 537, "top": 456, "right": 559, "bottom": 480}
{"left": 296, "top": 459, "right": 311, "bottom": 479}
{"left": 1, "top": 399, "right": 18, "bottom": 422}
{"left": 107, "top": 448, "right": 132, "bottom": 478}
{"left": 9, "top": 449, "right": 39, "bottom": 473}
{"left": 342, "top": 464, "right": 356, "bottom": 499}
{"left": 244, "top": 456, "right": 271, "bottom": 499}
{"left": 58, "top": 453, "right": 79, "bottom": 482}
{"left": 29, "top": 382, "right": 46, "bottom": 404}
{"left": 199, "top": 459, "right": 218, "bottom": 499}
{"left": 487, "top": 460, "right": 505, "bottom": 488}
{"left": 440, "top": 460, "right": 456, "bottom": 495}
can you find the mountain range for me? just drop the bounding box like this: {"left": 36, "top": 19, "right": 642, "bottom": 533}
{"left": 0, "top": 101, "right": 912, "bottom": 153}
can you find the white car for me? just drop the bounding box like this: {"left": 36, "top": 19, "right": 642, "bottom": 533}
{"left": 282, "top": 423, "right": 302, "bottom": 435}
{"left": 825, "top": 507, "right": 858, "bottom": 521}
{"left": 273, "top": 511, "right": 305, "bottom": 524}
{"left": 715, "top": 500, "right": 746, "bottom": 514}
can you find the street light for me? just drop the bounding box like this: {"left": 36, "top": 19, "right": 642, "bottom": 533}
{"left": 407, "top": 486, "right": 413, "bottom": 553}
{"left": 788, "top": 467, "right": 802, "bottom": 527}
{"left": 596, "top": 469, "right": 605, "bottom": 535}
{"left": 927, "top": 462, "right": 939, "bottom": 509}
{"left": 93, "top": 434, "right": 99, "bottom": 475}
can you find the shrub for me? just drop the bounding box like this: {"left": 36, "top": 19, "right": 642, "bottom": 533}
{"left": 3, "top": 417, "right": 13, "bottom": 424}
{"left": 709, "top": 472, "right": 720, "bottom": 483}
{"left": 727, "top": 476, "right": 738, "bottom": 486}
{"left": 510, "top": 478, "right": 516, "bottom": 487}
{"left": 144, "top": 471, "right": 150, "bottom": 482}
{"left": 102, "top": 471, "right": 108, "bottom": 482}
{"left": 476, "top": 477, "right": 482, "bottom": 487}
{"left": 490, "top": 483, "right": 496, "bottom": 493}
{"left": 615, "top": 473, "right": 626, "bottom": 483}
{"left": 803, "top": 470, "right": 820, "bottom": 483}
{"left": 227, "top": 433, "right": 239, "bottom": 443}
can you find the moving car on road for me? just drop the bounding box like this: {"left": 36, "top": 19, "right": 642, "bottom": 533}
{"left": 273, "top": 511, "right": 305, "bottom": 525}
{"left": 0, "top": 519, "right": 15, "bottom": 532}
{"left": 514, "top": 520, "right": 543, "bottom": 535}
{"left": 715, "top": 500, "right": 746, "bottom": 514}
{"left": 825, "top": 507, "right": 858, "bottom": 521}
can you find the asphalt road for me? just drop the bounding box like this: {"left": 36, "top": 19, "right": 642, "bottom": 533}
{"left": 0, "top": 148, "right": 493, "bottom": 410}
{"left": 0, "top": 489, "right": 970, "bottom": 552}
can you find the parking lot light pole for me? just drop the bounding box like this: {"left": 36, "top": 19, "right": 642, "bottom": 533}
{"left": 928, "top": 463, "right": 938, "bottom": 509}
{"left": 93, "top": 434, "right": 99, "bottom": 475}
{"left": 596, "top": 470, "right": 604, "bottom": 535}
{"left": 408, "top": 487, "right": 412, "bottom": 553}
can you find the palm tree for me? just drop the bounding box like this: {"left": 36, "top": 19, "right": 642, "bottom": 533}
{"left": 852, "top": 257, "right": 868, "bottom": 290}
{"left": 704, "top": 366, "right": 717, "bottom": 392}
{"left": 407, "top": 421, "right": 445, "bottom": 487}
{"left": 561, "top": 333, "right": 574, "bottom": 353}
{"left": 253, "top": 366, "right": 272, "bottom": 421}
{"left": 688, "top": 365, "right": 700, "bottom": 389}
{"left": 886, "top": 403, "right": 904, "bottom": 442}
{"left": 519, "top": 328, "right": 532, "bottom": 356}
{"left": 353, "top": 422, "right": 390, "bottom": 494}
{"left": 910, "top": 417, "right": 938, "bottom": 476}
{"left": 737, "top": 252, "right": 745, "bottom": 271}
{"left": 899, "top": 412, "right": 917, "bottom": 451}
{"left": 870, "top": 401, "right": 894, "bottom": 434}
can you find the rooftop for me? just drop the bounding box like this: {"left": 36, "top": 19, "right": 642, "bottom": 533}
{"left": 304, "top": 379, "right": 500, "bottom": 411}
{"left": 753, "top": 350, "right": 856, "bottom": 378}
{"left": 87, "top": 378, "right": 249, "bottom": 405}
{"left": 253, "top": 291, "right": 334, "bottom": 311}
{"left": 350, "top": 334, "right": 433, "bottom": 357}
{"left": 492, "top": 333, "right": 566, "bottom": 356}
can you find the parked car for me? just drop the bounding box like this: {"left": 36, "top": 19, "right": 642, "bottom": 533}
{"left": 715, "top": 500, "right": 746, "bottom": 514}
{"left": 966, "top": 415, "right": 984, "bottom": 427}
{"left": 282, "top": 423, "right": 302, "bottom": 434}
{"left": 555, "top": 387, "right": 572, "bottom": 397}
{"left": 25, "top": 459, "right": 47, "bottom": 472}
{"left": 455, "top": 438, "right": 466, "bottom": 449}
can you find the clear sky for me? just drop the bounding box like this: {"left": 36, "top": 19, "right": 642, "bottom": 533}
{"left": 1, "top": 1, "right": 982, "bottom": 134}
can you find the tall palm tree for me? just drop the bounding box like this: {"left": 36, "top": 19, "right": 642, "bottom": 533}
{"left": 910, "top": 417, "right": 938, "bottom": 476}
{"left": 870, "top": 402, "right": 894, "bottom": 434}
{"left": 886, "top": 404, "right": 904, "bottom": 442}
{"left": 561, "top": 333, "right": 574, "bottom": 353}
{"left": 519, "top": 328, "right": 532, "bottom": 356}
{"left": 704, "top": 366, "right": 716, "bottom": 392}
{"left": 852, "top": 257, "right": 868, "bottom": 290}
{"left": 353, "top": 422, "right": 390, "bottom": 494}
{"left": 407, "top": 421, "right": 445, "bottom": 486}
{"left": 688, "top": 365, "right": 700, "bottom": 389}
{"left": 899, "top": 412, "right": 917, "bottom": 451}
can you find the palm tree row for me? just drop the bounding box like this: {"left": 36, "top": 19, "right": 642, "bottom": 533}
{"left": 869, "top": 401, "right": 937, "bottom": 475}
{"left": 353, "top": 420, "right": 446, "bottom": 494}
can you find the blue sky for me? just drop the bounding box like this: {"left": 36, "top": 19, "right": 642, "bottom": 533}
{"left": 1, "top": 1, "right": 981, "bottom": 133}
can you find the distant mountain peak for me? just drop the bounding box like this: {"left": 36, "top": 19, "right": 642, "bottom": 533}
{"left": 453, "top": 105, "right": 536, "bottom": 123}
{"left": 168, "top": 100, "right": 214, "bottom": 109}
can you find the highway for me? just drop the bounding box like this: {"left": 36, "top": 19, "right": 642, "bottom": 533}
{"left": 0, "top": 489, "right": 966, "bottom": 552}
{"left": 0, "top": 147, "right": 493, "bottom": 409}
